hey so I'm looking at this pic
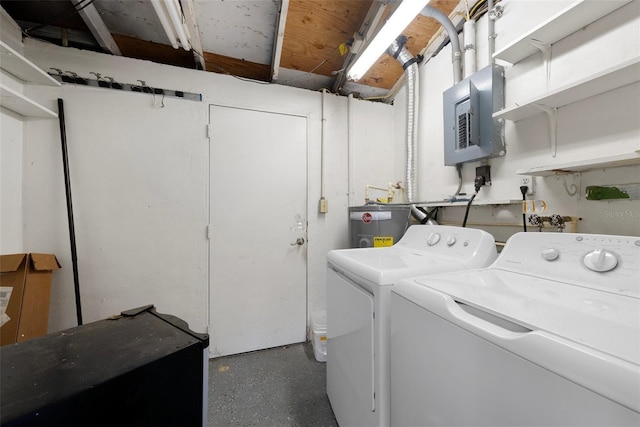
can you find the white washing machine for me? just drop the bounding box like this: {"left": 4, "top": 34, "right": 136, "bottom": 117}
{"left": 391, "top": 232, "right": 640, "bottom": 426}
{"left": 326, "top": 224, "right": 497, "bottom": 427}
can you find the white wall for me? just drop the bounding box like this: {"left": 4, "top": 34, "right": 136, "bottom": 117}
{"left": 0, "top": 109, "right": 24, "bottom": 254}
{"left": 396, "top": 0, "right": 639, "bottom": 238}
{"left": 0, "top": 9, "right": 25, "bottom": 254}
{"left": 13, "top": 0, "right": 637, "bottom": 341}
{"left": 348, "top": 97, "right": 398, "bottom": 205}
{"left": 20, "top": 38, "right": 395, "bottom": 335}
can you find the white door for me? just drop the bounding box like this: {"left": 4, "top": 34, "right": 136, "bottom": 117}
{"left": 209, "top": 105, "right": 307, "bottom": 357}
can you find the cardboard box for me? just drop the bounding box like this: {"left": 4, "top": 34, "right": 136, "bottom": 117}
{"left": 0, "top": 253, "right": 60, "bottom": 346}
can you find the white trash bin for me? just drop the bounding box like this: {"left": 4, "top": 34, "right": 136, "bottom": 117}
{"left": 311, "top": 310, "right": 327, "bottom": 362}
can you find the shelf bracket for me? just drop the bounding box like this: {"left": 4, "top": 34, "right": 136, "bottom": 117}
{"left": 532, "top": 104, "right": 558, "bottom": 158}
{"left": 528, "top": 39, "right": 552, "bottom": 89}
{"left": 557, "top": 173, "right": 580, "bottom": 200}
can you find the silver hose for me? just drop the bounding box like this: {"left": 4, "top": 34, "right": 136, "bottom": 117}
{"left": 388, "top": 39, "right": 432, "bottom": 224}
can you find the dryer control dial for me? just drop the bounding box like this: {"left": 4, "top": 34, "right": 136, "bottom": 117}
{"left": 426, "top": 233, "right": 441, "bottom": 246}
{"left": 583, "top": 249, "right": 618, "bottom": 272}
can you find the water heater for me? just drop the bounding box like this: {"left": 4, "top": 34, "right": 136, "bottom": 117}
{"left": 348, "top": 204, "right": 412, "bottom": 248}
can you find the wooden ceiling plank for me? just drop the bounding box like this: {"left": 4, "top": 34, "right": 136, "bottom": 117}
{"left": 281, "top": 0, "right": 373, "bottom": 77}
{"left": 114, "top": 34, "right": 270, "bottom": 82}
{"left": 203, "top": 52, "right": 271, "bottom": 82}
{"left": 113, "top": 34, "right": 195, "bottom": 69}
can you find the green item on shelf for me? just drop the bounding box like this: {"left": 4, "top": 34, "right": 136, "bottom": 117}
{"left": 585, "top": 185, "right": 640, "bottom": 200}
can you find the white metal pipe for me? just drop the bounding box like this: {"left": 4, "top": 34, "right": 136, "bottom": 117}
{"left": 320, "top": 88, "right": 326, "bottom": 198}
{"left": 347, "top": 94, "right": 354, "bottom": 206}
{"left": 421, "top": 5, "right": 462, "bottom": 83}
{"left": 463, "top": 19, "right": 476, "bottom": 78}
{"left": 488, "top": 0, "right": 495, "bottom": 63}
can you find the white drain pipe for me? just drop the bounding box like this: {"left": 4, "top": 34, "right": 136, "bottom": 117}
{"left": 463, "top": 19, "right": 477, "bottom": 78}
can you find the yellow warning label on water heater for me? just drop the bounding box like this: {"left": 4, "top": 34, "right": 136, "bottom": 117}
{"left": 374, "top": 236, "right": 394, "bottom": 247}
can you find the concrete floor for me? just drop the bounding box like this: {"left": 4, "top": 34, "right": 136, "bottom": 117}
{"left": 208, "top": 342, "right": 338, "bottom": 427}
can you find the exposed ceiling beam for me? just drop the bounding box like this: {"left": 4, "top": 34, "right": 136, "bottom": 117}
{"left": 181, "top": 0, "right": 206, "bottom": 70}
{"left": 70, "top": 0, "right": 121, "bottom": 55}
{"left": 270, "top": 0, "right": 289, "bottom": 82}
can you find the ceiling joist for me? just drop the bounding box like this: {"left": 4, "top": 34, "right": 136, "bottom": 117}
{"left": 1, "top": 0, "right": 462, "bottom": 100}
{"left": 70, "top": 0, "right": 121, "bottom": 55}
{"left": 181, "top": 0, "right": 206, "bottom": 71}
{"left": 271, "top": 0, "right": 289, "bottom": 82}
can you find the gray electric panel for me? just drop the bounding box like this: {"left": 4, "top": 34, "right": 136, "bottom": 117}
{"left": 443, "top": 64, "right": 505, "bottom": 166}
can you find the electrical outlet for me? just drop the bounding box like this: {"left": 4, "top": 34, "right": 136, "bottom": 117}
{"left": 519, "top": 175, "right": 535, "bottom": 195}
{"left": 475, "top": 165, "right": 491, "bottom": 187}
{"left": 319, "top": 197, "right": 329, "bottom": 213}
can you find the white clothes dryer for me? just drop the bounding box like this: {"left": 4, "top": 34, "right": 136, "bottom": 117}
{"left": 326, "top": 224, "right": 497, "bottom": 427}
{"left": 391, "top": 232, "right": 640, "bottom": 426}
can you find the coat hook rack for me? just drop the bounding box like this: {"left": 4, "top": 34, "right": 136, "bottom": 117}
{"left": 48, "top": 72, "right": 202, "bottom": 102}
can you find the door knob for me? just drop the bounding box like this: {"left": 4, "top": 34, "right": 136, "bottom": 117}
{"left": 291, "top": 237, "right": 305, "bottom": 246}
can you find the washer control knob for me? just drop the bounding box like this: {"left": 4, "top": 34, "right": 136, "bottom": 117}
{"left": 583, "top": 249, "right": 618, "bottom": 272}
{"left": 541, "top": 248, "right": 560, "bottom": 261}
{"left": 446, "top": 236, "right": 457, "bottom": 246}
{"left": 426, "top": 233, "right": 441, "bottom": 246}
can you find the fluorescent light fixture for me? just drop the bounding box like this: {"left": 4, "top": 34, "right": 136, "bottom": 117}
{"left": 166, "top": 0, "right": 191, "bottom": 51}
{"left": 347, "top": 0, "right": 430, "bottom": 81}
{"left": 151, "top": 0, "right": 179, "bottom": 49}
{"left": 151, "top": 0, "right": 191, "bottom": 51}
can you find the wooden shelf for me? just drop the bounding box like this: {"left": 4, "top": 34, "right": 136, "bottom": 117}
{"left": 517, "top": 152, "right": 640, "bottom": 176}
{"left": 493, "top": 57, "right": 640, "bottom": 122}
{"left": 421, "top": 199, "right": 521, "bottom": 208}
{"left": 493, "top": 0, "right": 632, "bottom": 64}
{"left": 0, "top": 83, "right": 57, "bottom": 119}
{"left": 0, "top": 41, "right": 60, "bottom": 86}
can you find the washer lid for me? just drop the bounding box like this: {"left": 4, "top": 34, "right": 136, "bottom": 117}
{"left": 328, "top": 246, "right": 462, "bottom": 285}
{"left": 410, "top": 269, "right": 640, "bottom": 365}
{"left": 327, "top": 225, "right": 497, "bottom": 286}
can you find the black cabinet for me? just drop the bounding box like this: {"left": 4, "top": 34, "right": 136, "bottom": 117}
{"left": 1, "top": 305, "right": 209, "bottom": 426}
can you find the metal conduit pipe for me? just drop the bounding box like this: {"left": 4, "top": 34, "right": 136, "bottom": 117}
{"left": 388, "top": 38, "right": 434, "bottom": 224}
{"left": 420, "top": 5, "right": 463, "bottom": 84}
{"left": 488, "top": 0, "right": 496, "bottom": 62}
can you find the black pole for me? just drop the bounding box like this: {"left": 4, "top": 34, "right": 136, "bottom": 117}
{"left": 57, "top": 98, "right": 83, "bottom": 326}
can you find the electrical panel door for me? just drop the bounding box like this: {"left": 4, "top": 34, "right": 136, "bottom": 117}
{"left": 443, "top": 64, "right": 505, "bottom": 166}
